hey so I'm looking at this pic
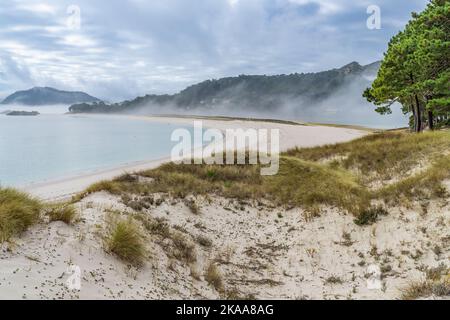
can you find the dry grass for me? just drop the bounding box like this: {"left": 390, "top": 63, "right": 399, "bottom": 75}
{"left": 205, "top": 262, "right": 224, "bottom": 292}
{"left": 46, "top": 203, "right": 77, "bottom": 224}
{"left": 265, "top": 157, "right": 369, "bottom": 214}
{"left": 401, "top": 264, "right": 450, "bottom": 299}
{"left": 86, "top": 157, "right": 369, "bottom": 215}
{"left": 401, "top": 279, "right": 450, "bottom": 300}
{"left": 134, "top": 213, "right": 197, "bottom": 264}
{"left": 105, "top": 217, "right": 145, "bottom": 266}
{"left": 74, "top": 130, "right": 450, "bottom": 220}
{"left": 286, "top": 130, "right": 450, "bottom": 184}
{"left": 354, "top": 205, "right": 389, "bottom": 226}
{"left": 135, "top": 214, "right": 171, "bottom": 238}
{"left": 170, "top": 232, "right": 197, "bottom": 264}
{"left": 196, "top": 235, "right": 213, "bottom": 247}
{"left": 0, "top": 188, "right": 42, "bottom": 242}
{"left": 185, "top": 199, "right": 200, "bottom": 215}
{"left": 377, "top": 155, "right": 450, "bottom": 204}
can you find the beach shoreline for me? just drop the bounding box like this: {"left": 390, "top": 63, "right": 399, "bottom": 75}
{"left": 23, "top": 114, "right": 369, "bottom": 201}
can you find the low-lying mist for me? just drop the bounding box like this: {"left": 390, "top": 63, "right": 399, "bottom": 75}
{"left": 129, "top": 81, "right": 407, "bottom": 129}
{"left": 0, "top": 104, "right": 70, "bottom": 114}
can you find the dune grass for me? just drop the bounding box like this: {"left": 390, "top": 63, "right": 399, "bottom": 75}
{"left": 401, "top": 279, "right": 450, "bottom": 300}
{"left": 205, "top": 262, "right": 224, "bottom": 292}
{"left": 286, "top": 130, "right": 450, "bottom": 183}
{"left": 0, "top": 188, "right": 42, "bottom": 242}
{"left": 74, "top": 130, "right": 450, "bottom": 220}
{"left": 134, "top": 213, "right": 197, "bottom": 264}
{"left": 46, "top": 203, "right": 77, "bottom": 224}
{"left": 105, "top": 217, "right": 145, "bottom": 266}
{"left": 377, "top": 155, "right": 450, "bottom": 204}
{"left": 264, "top": 156, "right": 369, "bottom": 214}
{"left": 401, "top": 265, "right": 450, "bottom": 300}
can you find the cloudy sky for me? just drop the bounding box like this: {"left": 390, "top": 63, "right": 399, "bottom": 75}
{"left": 0, "top": 0, "right": 428, "bottom": 101}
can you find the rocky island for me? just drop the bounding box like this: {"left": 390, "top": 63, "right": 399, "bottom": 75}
{"left": 5, "top": 110, "right": 40, "bottom": 116}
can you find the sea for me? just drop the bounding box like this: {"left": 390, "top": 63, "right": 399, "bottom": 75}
{"left": 0, "top": 107, "right": 193, "bottom": 187}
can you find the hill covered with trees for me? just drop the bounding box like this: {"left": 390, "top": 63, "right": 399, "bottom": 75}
{"left": 69, "top": 61, "right": 380, "bottom": 118}
{"left": 1, "top": 87, "right": 101, "bottom": 106}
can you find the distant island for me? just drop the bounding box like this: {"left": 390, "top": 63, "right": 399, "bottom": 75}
{"left": 69, "top": 61, "right": 380, "bottom": 115}
{"left": 5, "top": 110, "right": 40, "bottom": 116}
{"left": 1, "top": 87, "right": 101, "bottom": 106}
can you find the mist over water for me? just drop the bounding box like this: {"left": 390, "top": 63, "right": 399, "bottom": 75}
{"left": 0, "top": 104, "right": 70, "bottom": 114}
{"left": 128, "top": 88, "right": 408, "bottom": 129}
{"left": 2, "top": 99, "right": 408, "bottom": 129}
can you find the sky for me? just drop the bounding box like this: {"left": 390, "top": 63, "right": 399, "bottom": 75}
{"left": 0, "top": 0, "right": 429, "bottom": 102}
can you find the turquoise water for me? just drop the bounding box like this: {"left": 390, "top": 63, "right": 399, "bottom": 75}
{"left": 0, "top": 114, "right": 192, "bottom": 187}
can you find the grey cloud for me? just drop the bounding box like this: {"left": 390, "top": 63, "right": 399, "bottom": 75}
{"left": 0, "top": 0, "right": 429, "bottom": 101}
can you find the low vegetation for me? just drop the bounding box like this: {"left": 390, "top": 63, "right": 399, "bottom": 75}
{"left": 46, "top": 203, "right": 77, "bottom": 224}
{"left": 286, "top": 130, "right": 450, "bottom": 184}
{"left": 0, "top": 188, "right": 42, "bottom": 242}
{"left": 205, "top": 262, "right": 224, "bottom": 292}
{"left": 401, "top": 264, "right": 450, "bottom": 300}
{"left": 75, "top": 131, "right": 450, "bottom": 223}
{"left": 170, "top": 232, "right": 197, "bottom": 264}
{"left": 105, "top": 217, "right": 145, "bottom": 266}
{"left": 377, "top": 155, "right": 450, "bottom": 204}
{"left": 354, "top": 205, "right": 389, "bottom": 226}
{"left": 134, "top": 213, "right": 197, "bottom": 264}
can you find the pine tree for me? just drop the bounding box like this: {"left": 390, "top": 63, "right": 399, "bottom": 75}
{"left": 364, "top": 0, "right": 449, "bottom": 131}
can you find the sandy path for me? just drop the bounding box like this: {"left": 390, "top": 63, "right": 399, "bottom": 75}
{"left": 23, "top": 115, "right": 367, "bottom": 201}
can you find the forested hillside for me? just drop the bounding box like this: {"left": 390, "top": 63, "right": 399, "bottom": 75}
{"left": 69, "top": 61, "right": 380, "bottom": 117}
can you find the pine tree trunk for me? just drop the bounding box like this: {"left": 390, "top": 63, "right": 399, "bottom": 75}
{"left": 428, "top": 111, "right": 434, "bottom": 130}
{"left": 414, "top": 94, "right": 423, "bottom": 132}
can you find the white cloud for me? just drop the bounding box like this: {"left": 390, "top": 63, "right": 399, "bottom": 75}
{"left": 60, "top": 34, "right": 97, "bottom": 47}
{"left": 15, "top": 3, "right": 57, "bottom": 15}
{"left": 287, "top": 0, "right": 343, "bottom": 15}
{"left": 228, "top": 0, "right": 240, "bottom": 8}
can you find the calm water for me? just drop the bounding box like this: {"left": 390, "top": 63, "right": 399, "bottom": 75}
{"left": 0, "top": 114, "right": 192, "bottom": 187}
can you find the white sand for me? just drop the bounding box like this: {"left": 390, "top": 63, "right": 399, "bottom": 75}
{"left": 23, "top": 115, "right": 367, "bottom": 201}
{"left": 1, "top": 192, "right": 448, "bottom": 300}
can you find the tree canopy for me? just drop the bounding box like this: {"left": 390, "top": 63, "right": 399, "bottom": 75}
{"left": 364, "top": 0, "right": 450, "bottom": 131}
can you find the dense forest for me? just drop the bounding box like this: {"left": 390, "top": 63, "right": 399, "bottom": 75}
{"left": 364, "top": 0, "right": 449, "bottom": 132}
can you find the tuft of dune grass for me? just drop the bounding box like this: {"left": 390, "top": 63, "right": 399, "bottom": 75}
{"left": 401, "top": 264, "right": 450, "bottom": 300}
{"left": 105, "top": 217, "right": 145, "bottom": 266}
{"left": 205, "top": 262, "right": 224, "bottom": 292}
{"left": 0, "top": 188, "right": 42, "bottom": 242}
{"left": 401, "top": 279, "right": 450, "bottom": 300}
{"left": 46, "top": 203, "right": 77, "bottom": 224}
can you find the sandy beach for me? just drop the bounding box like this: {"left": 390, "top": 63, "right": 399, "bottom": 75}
{"left": 2, "top": 116, "right": 449, "bottom": 300}
{"left": 23, "top": 115, "right": 368, "bottom": 201}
